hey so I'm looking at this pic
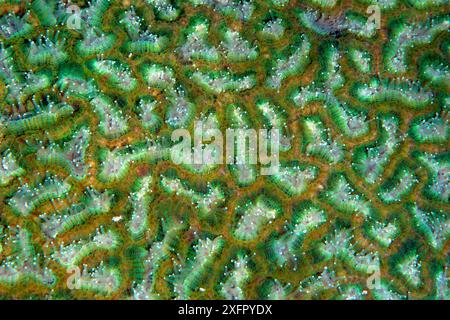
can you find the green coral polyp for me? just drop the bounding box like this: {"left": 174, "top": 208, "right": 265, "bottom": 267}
{"left": 56, "top": 69, "right": 99, "bottom": 100}
{"left": 0, "top": 227, "right": 55, "bottom": 287}
{"left": 415, "top": 151, "right": 449, "bottom": 203}
{"left": 0, "top": 12, "right": 33, "bottom": 40}
{"left": 39, "top": 188, "right": 113, "bottom": 239}
{"left": 347, "top": 47, "right": 372, "bottom": 74}
{"left": 76, "top": 30, "right": 116, "bottom": 57}
{"left": 409, "top": 112, "right": 449, "bottom": 143}
{"left": 408, "top": 204, "right": 449, "bottom": 250}
{"left": 52, "top": 228, "right": 120, "bottom": 268}
{"left": 352, "top": 115, "right": 400, "bottom": 184}
{"left": 37, "top": 126, "right": 91, "bottom": 180}
{"left": 352, "top": 77, "right": 434, "bottom": 108}
{"left": 378, "top": 163, "right": 417, "bottom": 204}
{"left": 128, "top": 175, "right": 153, "bottom": 239}
{"left": 189, "top": 70, "right": 256, "bottom": 94}
{"left": 266, "top": 34, "right": 310, "bottom": 89}
{"left": 8, "top": 175, "right": 71, "bottom": 217}
{"left": 301, "top": 116, "right": 345, "bottom": 164}
{"left": 3, "top": 100, "right": 74, "bottom": 134}
{"left": 218, "top": 251, "right": 252, "bottom": 299}
{"left": 98, "top": 141, "right": 169, "bottom": 182}
{"left": 90, "top": 94, "right": 129, "bottom": 138}
{"left": 87, "top": 59, "right": 137, "bottom": 92}
{"left": 322, "top": 173, "right": 373, "bottom": 218}
{"left": 160, "top": 172, "right": 226, "bottom": 217}
{"left": 147, "top": 0, "right": 181, "bottom": 22}
{"left": 27, "top": 32, "right": 67, "bottom": 66}
{"left": 270, "top": 162, "right": 318, "bottom": 196}
{"left": 0, "top": 150, "right": 25, "bottom": 186}
{"left": 171, "top": 236, "right": 225, "bottom": 299}
{"left": 365, "top": 218, "right": 400, "bottom": 248}
{"left": 268, "top": 201, "right": 326, "bottom": 267}
{"left": 142, "top": 63, "right": 176, "bottom": 90}
{"left": 233, "top": 194, "right": 281, "bottom": 241}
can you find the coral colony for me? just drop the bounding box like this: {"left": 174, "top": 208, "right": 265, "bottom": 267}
{"left": 0, "top": 0, "right": 448, "bottom": 301}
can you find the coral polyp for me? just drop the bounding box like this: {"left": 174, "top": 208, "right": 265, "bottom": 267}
{"left": 0, "top": 0, "right": 448, "bottom": 301}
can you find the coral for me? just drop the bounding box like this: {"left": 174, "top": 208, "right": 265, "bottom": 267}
{"left": 0, "top": 0, "right": 448, "bottom": 300}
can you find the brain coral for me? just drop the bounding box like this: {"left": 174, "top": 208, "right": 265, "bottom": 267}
{"left": 0, "top": 0, "right": 448, "bottom": 300}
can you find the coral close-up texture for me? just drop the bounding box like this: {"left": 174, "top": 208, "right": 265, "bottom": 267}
{"left": 0, "top": 0, "right": 448, "bottom": 300}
